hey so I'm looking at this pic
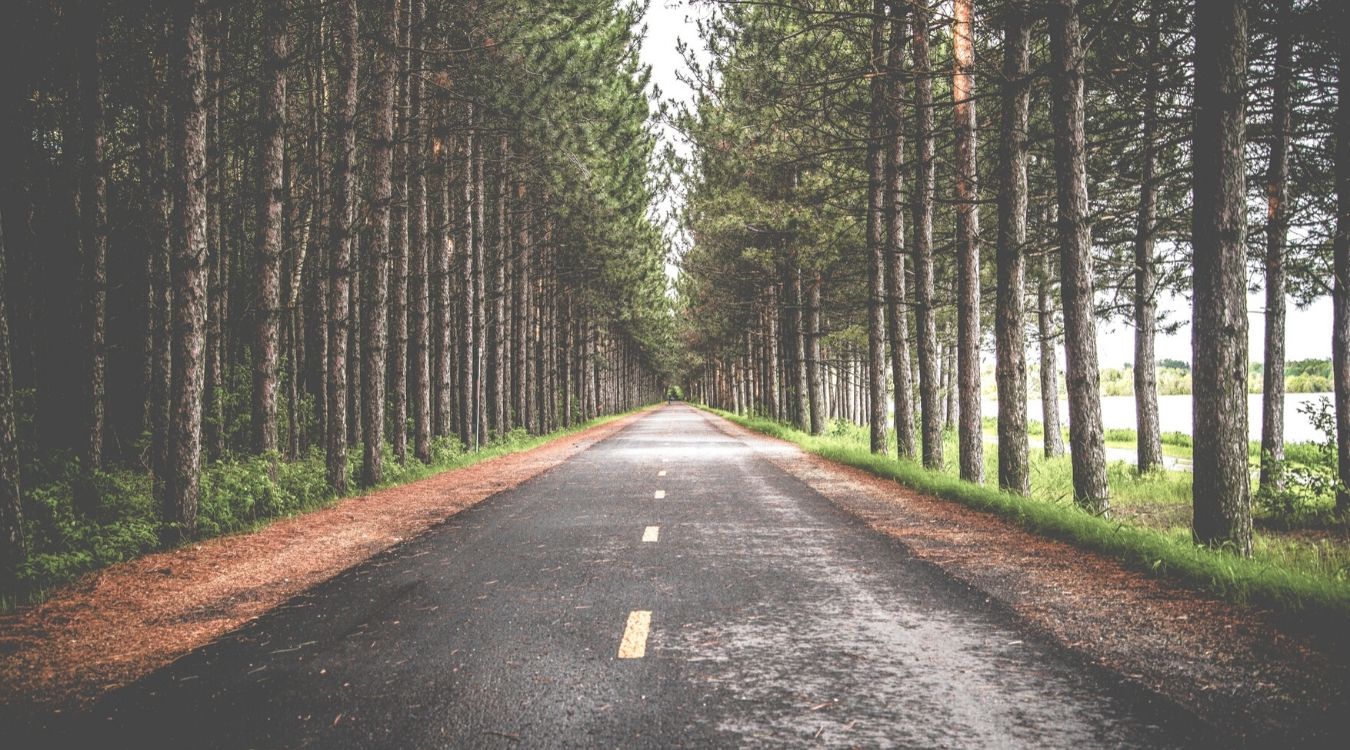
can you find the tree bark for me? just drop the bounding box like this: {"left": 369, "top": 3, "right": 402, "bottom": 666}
{"left": 388, "top": 0, "right": 411, "bottom": 464}
{"left": 1049, "top": 0, "right": 1109, "bottom": 512}
{"left": 1037, "top": 252, "right": 1066, "bottom": 458}
{"left": 1191, "top": 0, "right": 1250, "bottom": 551}
{"left": 163, "top": 0, "right": 209, "bottom": 541}
{"left": 0, "top": 210, "right": 24, "bottom": 588}
{"left": 1134, "top": 0, "right": 1165, "bottom": 474}
{"left": 1332, "top": 18, "right": 1350, "bottom": 515}
{"left": 806, "top": 273, "right": 825, "bottom": 434}
{"left": 361, "top": 0, "right": 398, "bottom": 487}
{"left": 994, "top": 3, "right": 1030, "bottom": 494}
{"left": 911, "top": 5, "right": 941, "bottom": 469}
{"left": 952, "top": 0, "right": 983, "bottom": 484}
{"left": 252, "top": 0, "right": 288, "bottom": 457}
{"left": 864, "top": 0, "right": 889, "bottom": 454}
{"left": 326, "top": 0, "right": 359, "bottom": 493}
{"left": 408, "top": 0, "right": 431, "bottom": 463}
{"left": 884, "top": 2, "right": 914, "bottom": 460}
{"left": 1260, "top": 0, "right": 1291, "bottom": 491}
{"left": 76, "top": 3, "right": 108, "bottom": 475}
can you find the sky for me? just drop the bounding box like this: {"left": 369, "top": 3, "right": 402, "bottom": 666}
{"left": 634, "top": 1, "right": 1334, "bottom": 364}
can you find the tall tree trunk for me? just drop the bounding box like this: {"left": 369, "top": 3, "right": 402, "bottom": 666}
{"left": 789, "top": 264, "right": 809, "bottom": 431}
{"left": 163, "top": 0, "right": 209, "bottom": 541}
{"left": 252, "top": 0, "right": 288, "bottom": 456}
{"left": 1191, "top": 0, "right": 1251, "bottom": 551}
{"left": 471, "top": 122, "right": 487, "bottom": 446}
{"left": 432, "top": 99, "right": 454, "bottom": 441}
{"left": 1331, "top": 19, "right": 1350, "bottom": 516}
{"left": 994, "top": 2, "right": 1030, "bottom": 494}
{"left": 911, "top": 5, "right": 941, "bottom": 469}
{"left": 457, "top": 123, "right": 476, "bottom": 448}
{"left": 150, "top": 71, "right": 174, "bottom": 500}
{"left": 326, "top": 0, "right": 358, "bottom": 493}
{"left": 1038, "top": 252, "right": 1066, "bottom": 458}
{"left": 0, "top": 211, "right": 24, "bottom": 589}
{"left": 388, "top": 0, "right": 410, "bottom": 464}
{"left": 952, "top": 0, "right": 982, "bottom": 484}
{"left": 1260, "top": 0, "right": 1291, "bottom": 491}
{"left": 884, "top": 2, "right": 914, "bottom": 459}
{"left": 864, "top": 0, "right": 889, "bottom": 455}
{"left": 1049, "top": 0, "right": 1109, "bottom": 512}
{"left": 76, "top": 3, "right": 108, "bottom": 475}
{"left": 1133, "top": 0, "right": 1164, "bottom": 474}
{"left": 806, "top": 273, "right": 825, "bottom": 434}
{"left": 489, "top": 135, "right": 509, "bottom": 437}
{"left": 361, "top": 0, "right": 398, "bottom": 487}
{"left": 408, "top": 0, "right": 431, "bottom": 463}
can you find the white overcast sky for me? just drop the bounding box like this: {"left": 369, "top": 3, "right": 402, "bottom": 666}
{"left": 633, "top": 0, "right": 1334, "bottom": 363}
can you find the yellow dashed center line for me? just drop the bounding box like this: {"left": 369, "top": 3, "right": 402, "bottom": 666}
{"left": 618, "top": 610, "right": 652, "bottom": 658}
{"left": 653, "top": 490, "right": 665, "bottom": 499}
{"left": 658, "top": 470, "right": 667, "bottom": 477}
{"left": 642, "top": 525, "right": 660, "bottom": 542}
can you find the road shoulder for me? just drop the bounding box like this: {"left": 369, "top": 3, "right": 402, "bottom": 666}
{"left": 0, "top": 410, "right": 652, "bottom": 714}
{"left": 701, "top": 410, "right": 1347, "bottom": 744}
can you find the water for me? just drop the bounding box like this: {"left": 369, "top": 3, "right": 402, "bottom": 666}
{"left": 981, "top": 392, "right": 1333, "bottom": 445}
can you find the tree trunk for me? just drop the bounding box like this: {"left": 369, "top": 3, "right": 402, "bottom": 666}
{"left": 953, "top": 0, "right": 982, "bottom": 484}
{"left": 1049, "top": 0, "right": 1109, "bottom": 512}
{"left": 1038, "top": 252, "right": 1066, "bottom": 458}
{"left": 864, "top": 0, "right": 889, "bottom": 455}
{"left": 1332, "top": 19, "right": 1350, "bottom": 516}
{"left": 252, "top": 0, "right": 288, "bottom": 456}
{"left": 806, "top": 274, "right": 825, "bottom": 434}
{"left": 994, "top": 3, "right": 1030, "bottom": 494}
{"left": 488, "top": 136, "right": 509, "bottom": 438}
{"left": 885, "top": 2, "right": 914, "bottom": 460}
{"left": 0, "top": 210, "right": 25, "bottom": 589}
{"left": 432, "top": 99, "right": 454, "bottom": 440}
{"left": 1260, "top": 0, "right": 1291, "bottom": 491}
{"left": 388, "top": 0, "right": 410, "bottom": 464}
{"left": 1134, "top": 0, "right": 1164, "bottom": 474}
{"left": 326, "top": 0, "right": 359, "bottom": 493}
{"left": 163, "top": 0, "right": 209, "bottom": 541}
{"left": 408, "top": 0, "right": 431, "bottom": 463}
{"left": 1191, "top": 0, "right": 1251, "bottom": 551}
{"left": 361, "top": 0, "right": 398, "bottom": 487}
{"left": 76, "top": 4, "right": 108, "bottom": 475}
{"left": 911, "top": 5, "right": 941, "bottom": 469}
{"left": 458, "top": 122, "right": 476, "bottom": 449}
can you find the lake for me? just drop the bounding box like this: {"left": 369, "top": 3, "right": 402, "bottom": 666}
{"left": 981, "top": 392, "right": 1334, "bottom": 444}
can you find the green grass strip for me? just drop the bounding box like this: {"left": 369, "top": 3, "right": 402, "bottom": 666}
{"left": 707, "top": 407, "right": 1350, "bottom": 625}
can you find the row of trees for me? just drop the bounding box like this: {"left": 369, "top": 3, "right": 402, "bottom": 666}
{"left": 0, "top": 0, "right": 676, "bottom": 586}
{"left": 676, "top": 0, "right": 1348, "bottom": 554}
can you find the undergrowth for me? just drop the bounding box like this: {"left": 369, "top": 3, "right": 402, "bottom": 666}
{"left": 5, "top": 413, "right": 634, "bottom": 609}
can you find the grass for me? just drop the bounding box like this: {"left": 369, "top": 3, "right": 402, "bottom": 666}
{"left": 5, "top": 410, "right": 639, "bottom": 610}
{"left": 711, "top": 407, "right": 1350, "bottom": 626}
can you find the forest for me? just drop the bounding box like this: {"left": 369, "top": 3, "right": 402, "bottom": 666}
{"left": 0, "top": 0, "right": 1347, "bottom": 619}
{"left": 0, "top": 0, "right": 679, "bottom": 602}
{"left": 674, "top": 0, "right": 1348, "bottom": 606}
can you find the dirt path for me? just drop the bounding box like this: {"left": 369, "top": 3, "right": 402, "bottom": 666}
{"left": 0, "top": 410, "right": 651, "bottom": 713}
{"left": 708, "top": 415, "right": 1347, "bottom": 744}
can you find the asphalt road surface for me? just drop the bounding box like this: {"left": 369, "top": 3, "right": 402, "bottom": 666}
{"left": 21, "top": 405, "right": 1214, "bottom": 748}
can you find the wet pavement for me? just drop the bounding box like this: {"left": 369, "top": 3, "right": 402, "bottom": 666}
{"left": 12, "top": 404, "right": 1216, "bottom": 747}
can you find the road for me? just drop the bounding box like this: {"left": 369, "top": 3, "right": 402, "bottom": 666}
{"left": 21, "top": 405, "right": 1213, "bottom": 748}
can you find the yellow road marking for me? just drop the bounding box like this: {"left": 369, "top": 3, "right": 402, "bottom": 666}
{"left": 642, "top": 525, "right": 660, "bottom": 542}
{"left": 658, "top": 470, "right": 666, "bottom": 477}
{"left": 618, "top": 610, "right": 652, "bottom": 659}
{"left": 653, "top": 490, "right": 665, "bottom": 499}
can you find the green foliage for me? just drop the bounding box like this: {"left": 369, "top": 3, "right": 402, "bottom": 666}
{"left": 1258, "top": 397, "right": 1343, "bottom": 523}
{"left": 5, "top": 411, "right": 635, "bottom": 607}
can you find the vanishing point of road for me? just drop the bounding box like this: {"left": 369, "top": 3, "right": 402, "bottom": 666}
{"left": 23, "top": 405, "right": 1213, "bottom": 748}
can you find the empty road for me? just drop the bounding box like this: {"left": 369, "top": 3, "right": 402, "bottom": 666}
{"left": 18, "top": 405, "right": 1211, "bottom": 747}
